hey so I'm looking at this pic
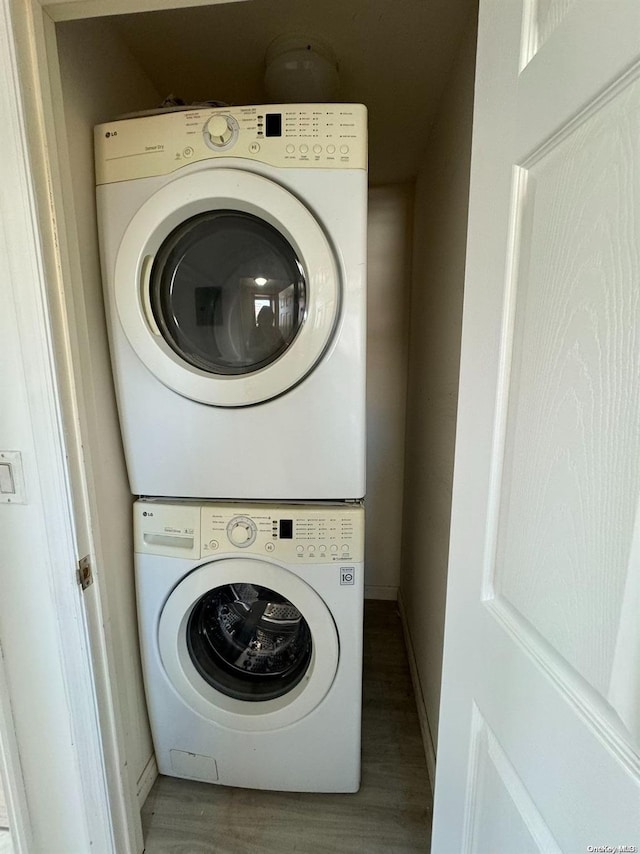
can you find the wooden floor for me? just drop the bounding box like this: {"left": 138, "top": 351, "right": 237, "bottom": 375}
{"left": 141, "top": 600, "right": 432, "bottom": 853}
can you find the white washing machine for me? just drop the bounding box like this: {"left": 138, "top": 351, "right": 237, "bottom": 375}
{"left": 134, "top": 498, "right": 364, "bottom": 792}
{"left": 95, "top": 104, "right": 367, "bottom": 500}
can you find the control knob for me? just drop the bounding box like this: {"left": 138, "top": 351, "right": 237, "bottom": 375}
{"left": 230, "top": 524, "right": 250, "bottom": 545}
{"left": 205, "top": 114, "right": 234, "bottom": 147}
{"left": 227, "top": 515, "right": 257, "bottom": 548}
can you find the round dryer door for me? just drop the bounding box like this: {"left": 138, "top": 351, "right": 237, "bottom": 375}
{"left": 114, "top": 169, "right": 340, "bottom": 407}
{"left": 158, "top": 558, "right": 339, "bottom": 732}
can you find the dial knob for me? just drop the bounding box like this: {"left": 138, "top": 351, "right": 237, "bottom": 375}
{"left": 230, "top": 523, "right": 250, "bottom": 545}
{"left": 227, "top": 516, "right": 257, "bottom": 548}
{"left": 206, "top": 114, "right": 233, "bottom": 147}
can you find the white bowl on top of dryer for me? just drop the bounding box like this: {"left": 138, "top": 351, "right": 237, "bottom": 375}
{"left": 95, "top": 104, "right": 367, "bottom": 500}
{"left": 134, "top": 498, "right": 364, "bottom": 793}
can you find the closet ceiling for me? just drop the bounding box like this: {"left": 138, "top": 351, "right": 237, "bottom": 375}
{"left": 108, "top": 0, "right": 476, "bottom": 184}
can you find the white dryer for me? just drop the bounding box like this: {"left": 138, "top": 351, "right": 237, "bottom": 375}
{"left": 134, "top": 499, "right": 364, "bottom": 792}
{"left": 95, "top": 105, "right": 367, "bottom": 500}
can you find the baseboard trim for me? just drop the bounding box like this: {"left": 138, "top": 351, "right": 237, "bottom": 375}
{"left": 364, "top": 585, "right": 398, "bottom": 600}
{"left": 136, "top": 753, "right": 158, "bottom": 807}
{"left": 397, "top": 589, "right": 437, "bottom": 790}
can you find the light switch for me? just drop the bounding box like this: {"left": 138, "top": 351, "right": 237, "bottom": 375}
{"left": 0, "top": 463, "right": 15, "bottom": 493}
{"left": 0, "top": 451, "right": 26, "bottom": 504}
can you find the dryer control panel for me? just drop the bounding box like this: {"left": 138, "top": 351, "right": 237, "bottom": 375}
{"left": 134, "top": 499, "right": 364, "bottom": 564}
{"left": 95, "top": 103, "right": 367, "bottom": 185}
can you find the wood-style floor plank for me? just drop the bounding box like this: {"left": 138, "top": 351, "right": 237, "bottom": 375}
{"left": 141, "top": 600, "right": 432, "bottom": 853}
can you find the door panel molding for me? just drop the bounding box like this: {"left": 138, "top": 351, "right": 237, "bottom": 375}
{"left": 486, "top": 597, "right": 640, "bottom": 775}
{"left": 463, "top": 703, "right": 562, "bottom": 854}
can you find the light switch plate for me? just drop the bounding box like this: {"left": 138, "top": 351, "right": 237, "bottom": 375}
{"left": 0, "top": 451, "right": 27, "bottom": 504}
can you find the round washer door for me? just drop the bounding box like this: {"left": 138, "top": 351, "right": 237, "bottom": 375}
{"left": 158, "top": 558, "right": 339, "bottom": 732}
{"left": 114, "top": 169, "right": 340, "bottom": 407}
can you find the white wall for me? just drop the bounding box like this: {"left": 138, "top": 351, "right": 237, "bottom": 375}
{"left": 400, "top": 10, "right": 478, "bottom": 774}
{"left": 55, "top": 16, "right": 161, "bottom": 800}
{"left": 366, "top": 185, "right": 413, "bottom": 598}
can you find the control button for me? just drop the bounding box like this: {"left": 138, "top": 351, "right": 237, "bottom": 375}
{"left": 340, "top": 144, "right": 349, "bottom": 155}
{"left": 319, "top": 545, "right": 327, "bottom": 553}
{"left": 313, "top": 144, "right": 322, "bottom": 154}
{"left": 286, "top": 144, "right": 295, "bottom": 154}
{"left": 183, "top": 146, "right": 194, "bottom": 158}
{"left": 296, "top": 545, "right": 304, "bottom": 554}
{"left": 327, "top": 144, "right": 336, "bottom": 154}
{"left": 342, "top": 544, "right": 349, "bottom": 551}
{"left": 299, "top": 144, "right": 309, "bottom": 154}
{"left": 249, "top": 142, "right": 261, "bottom": 154}
{"left": 308, "top": 545, "right": 316, "bottom": 553}
{"left": 265, "top": 542, "right": 275, "bottom": 552}
{"left": 209, "top": 539, "right": 219, "bottom": 551}
{"left": 330, "top": 544, "right": 338, "bottom": 553}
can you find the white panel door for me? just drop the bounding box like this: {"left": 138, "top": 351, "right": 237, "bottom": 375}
{"left": 433, "top": 1, "right": 640, "bottom": 851}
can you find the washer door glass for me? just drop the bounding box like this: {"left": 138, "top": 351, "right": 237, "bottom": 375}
{"left": 186, "top": 582, "right": 312, "bottom": 701}
{"left": 150, "top": 211, "right": 306, "bottom": 375}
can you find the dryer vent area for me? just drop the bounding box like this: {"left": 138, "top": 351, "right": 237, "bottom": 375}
{"left": 141, "top": 601, "right": 431, "bottom": 853}
{"left": 47, "top": 0, "right": 478, "bottom": 850}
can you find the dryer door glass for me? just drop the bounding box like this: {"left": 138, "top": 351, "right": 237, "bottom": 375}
{"left": 186, "top": 582, "right": 312, "bottom": 701}
{"left": 150, "top": 211, "right": 307, "bottom": 375}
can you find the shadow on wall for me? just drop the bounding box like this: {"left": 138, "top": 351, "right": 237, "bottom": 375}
{"left": 365, "top": 183, "right": 413, "bottom": 601}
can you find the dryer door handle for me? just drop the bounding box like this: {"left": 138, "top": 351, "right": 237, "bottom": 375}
{"left": 140, "top": 255, "right": 161, "bottom": 336}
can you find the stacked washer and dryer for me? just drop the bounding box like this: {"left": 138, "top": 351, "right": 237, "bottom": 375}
{"left": 95, "top": 104, "right": 368, "bottom": 792}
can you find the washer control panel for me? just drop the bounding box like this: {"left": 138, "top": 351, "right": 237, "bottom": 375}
{"left": 95, "top": 103, "right": 367, "bottom": 185}
{"left": 134, "top": 499, "right": 364, "bottom": 564}
{"left": 202, "top": 503, "right": 363, "bottom": 563}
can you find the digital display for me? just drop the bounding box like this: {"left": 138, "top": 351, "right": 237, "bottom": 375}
{"left": 265, "top": 114, "right": 282, "bottom": 137}
{"left": 279, "top": 519, "right": 293, "bottom": 539}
